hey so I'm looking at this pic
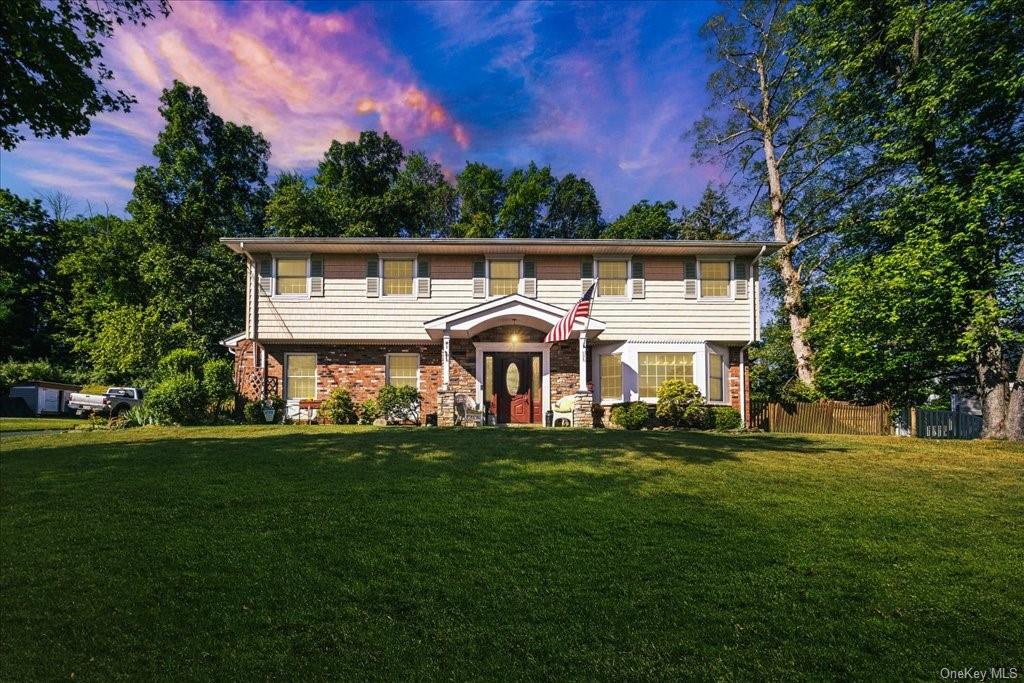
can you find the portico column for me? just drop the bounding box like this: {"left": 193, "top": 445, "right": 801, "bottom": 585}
{"left": 442, "top": 334, "right": 451, "bottom": 389}
{"left": 578, "top": 334, "right": 588, "bottom": 392}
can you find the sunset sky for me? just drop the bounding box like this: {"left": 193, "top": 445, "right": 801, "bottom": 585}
{"left": 1, "top": 0, "right": 723, "bottom": 219}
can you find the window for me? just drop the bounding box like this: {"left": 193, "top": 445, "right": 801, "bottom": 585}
{"left": 700, "top": 261, "right": 731, "bottom": 298}
{"left": 709, "top": 351, "right": 726, "bottom": 402}
{"left": 489, "top": 260, "right": 520, "bottom": 296}
{"left": 285, "top": 354, "right": 316, "bottom": 400}
{"left": 382, "top": 259, "right": 414, "bottom": 296}
{"left": 600, "top": 354, "right": 622, "bottom": 401}
{"left": 597, "top": 261, "right": 628, "bottom": 297}
{"left": 386, "top": 354, "right": 418, "bottom": 389}
{"left": 638, "top": 352, "right": 694, "bottom": 398}
{"left": 275, "top": 257, "right": 308, "bottom": 295}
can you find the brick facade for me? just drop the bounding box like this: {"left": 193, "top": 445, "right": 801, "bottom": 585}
{"left": 232, "top": 326, "right": 591, "bottom": 426}
{"left": 233, "top": 336, "right": 744, "bottom": 428}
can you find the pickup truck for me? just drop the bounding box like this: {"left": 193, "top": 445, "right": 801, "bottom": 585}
{"left": 68, "top": 387, "right": 144, "bottom": 416}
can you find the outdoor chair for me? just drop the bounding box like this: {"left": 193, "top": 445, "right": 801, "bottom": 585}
{"left": 552, "top": 395, "right": 576, "bottom": 427}
{"left": 454, "top": 394, "right": 484, "bottom": 426}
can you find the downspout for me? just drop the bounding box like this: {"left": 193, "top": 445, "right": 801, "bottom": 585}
{"left": 739, "top": 246, "right": 768, "bottom": 427}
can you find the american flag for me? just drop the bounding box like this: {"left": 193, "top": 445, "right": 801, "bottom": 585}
{"left": 544, "top": 282, "right": 596, "bottom": 343}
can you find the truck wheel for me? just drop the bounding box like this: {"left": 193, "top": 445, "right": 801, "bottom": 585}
{"left": 111, "top": 405, "right": 128, "bottom": 418}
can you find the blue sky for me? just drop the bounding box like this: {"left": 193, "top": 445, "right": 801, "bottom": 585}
{"left": 0, "top": 0, "right": 724, "bottom": 219}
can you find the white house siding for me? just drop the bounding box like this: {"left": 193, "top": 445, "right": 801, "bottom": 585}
{"left": 255, "top": 254, "right": 755, "bottom": 343}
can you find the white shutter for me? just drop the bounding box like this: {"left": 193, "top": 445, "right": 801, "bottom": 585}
{"left": 258, "top": 257, "right": 273, "bottom": 294}
{"left": 366, "top": 259, "right": 379, "bottom": 298}
{"left": 734, "top": 260, "right": 749, "bottom": 299}
{"left": 416, "top": 259, "right": 431, "bottom": 298}
{"left": 631, "top": 260, "right": 645, "bottom": 299}
{"left": 580, "top": 258, "right": 594, "bottom": 294}
{"left": 683, "top": 258, "right": 697, "bottom": 299}
{"left": 522, "top": 260, "right": 537, "bottom": 298}
{"left": 472, "top": 260, "right": 486, "bottom": 298}
{"left": 310, "top": 256, "right": 324, "bottom": 297}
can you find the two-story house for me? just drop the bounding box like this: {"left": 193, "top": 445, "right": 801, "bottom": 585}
{"left": 220, "top": 238, "right": 783, "bottom": 427}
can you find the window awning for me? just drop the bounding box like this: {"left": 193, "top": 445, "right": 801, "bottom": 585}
{"left": 423, "top": 294, "right": 606, "bottom": 340}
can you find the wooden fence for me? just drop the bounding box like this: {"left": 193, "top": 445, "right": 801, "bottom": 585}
{"left": 749, "top": 400, "right": 893, "bottom": 436}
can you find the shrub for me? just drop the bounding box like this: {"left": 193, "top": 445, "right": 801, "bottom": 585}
{"left": 319, "top": 388, "right": 357, "bottom": 424}
{"left": 123, "top": 405, "right": 158, "bottom": 427}
{"left": 709, "top": 406, "right": 742, "bottom": 431}
{"left": 202, "top": 359, "right": 235, "bottom": 414}
{"left": 147, "top": 374, "right": 207, "bottom": 425}
{"left": 781, "top": 380, "right": 823, "bottom": 403}
{"left": 157, "top": 349, "right": 205, "bottom": 381}
{"left": 377, "top": 385, "right": 420, "bottom": 424}
{"left": 358, "top": 399, "right": 381, "bottom": 424}
{"left": 243, "top": 400, "right": 265, "bottom": 424}
{"left": 610, "top": 402, "right": 650, "bottom": 430}
{"left": 655, "top": 380, "right": 706, "bottom": 428}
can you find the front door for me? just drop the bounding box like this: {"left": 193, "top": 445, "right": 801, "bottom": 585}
{"left": 490, "top": 353, "right": 542, "bottom": 424}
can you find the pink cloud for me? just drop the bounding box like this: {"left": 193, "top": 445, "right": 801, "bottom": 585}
{"left": 107, "top": 1, "right": 469, "bottom": 168}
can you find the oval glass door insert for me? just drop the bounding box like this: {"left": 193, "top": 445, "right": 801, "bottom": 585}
{"left": 505, "top": 362, "right": 521, "bottom": 395}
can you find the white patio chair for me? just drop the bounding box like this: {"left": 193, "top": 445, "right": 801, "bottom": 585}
{"left": 551, "top": 395, "right": 576, "bottom": 427}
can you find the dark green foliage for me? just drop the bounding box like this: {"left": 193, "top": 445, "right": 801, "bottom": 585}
{"left": 677, "top": 185, "right": 746, "bottom": 240}
{"left": 318, "top": 388, "right": 357, "bottom": 425}
{"left": 655, "top": 380, "right": 707, "bottom": 428}
{"left": 0, "top": 190, "right": 66, "bottom": 361}
{"left": 157, "top": 349, "right": 205, "bottom": 381}
{"left": 543, "top": 174, "right": 603, "bottom": 238}
{"left": 610, "top": 402, "right": 650, "bottom": 430}
{"left": 749, "top": 319, "right": 798, "bottom": 402}
{"left": 242, "top": 400, "right": 266, "bottom": 425}
{"left": 0, "top": 360, "right": 77, "bottom": 394}
{"left": 145, "top": 374, "right": 207, "bottom": 425}
{"left": 128, "top": 81, "right": 270, "bottom": 353}
{"left": 376, "top": 385, "right": 421, "bottom": 424}
{"left": 358, "top": 399, "right": 381, "bottom": 424}
{"left": 453, "top": 162, "right": 505, "bottom": 237}
{"left": 202, "top": 359, "right": 235, "bottom": 415}
{"left": 603, "top": 200, "right": 678, "bottom": 240}
{"left": 708, "top": 406, "right": 742, "bottom": 431}
{"left": 497, "top": 162, "right": 556, "bottom": 238}
{"left": 0, "top": 0, "right": 169, "bottom": 149}
{"left": 89, "top": 306, "right": 195, "bottom": 385}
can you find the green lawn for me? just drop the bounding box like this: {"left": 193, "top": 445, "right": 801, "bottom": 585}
{"left": 0, "top": 416, "right": 84, "bottom": 432}
{"left": 1, "top": 427, "right": 1021, "bottom": 680}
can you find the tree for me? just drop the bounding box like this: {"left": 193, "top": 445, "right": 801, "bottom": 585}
{"left": 603, "top": 200, "right": 678, "bottom": 240}
{"left": 677, "top": 185, "right": 746, "bottom": 240}
{"left": 497, "top": 162, "right": 556, "bottom": 238}
{"left": 0, "top": 0, "right": 170, "bottom": 149}
{"left": 543, "top": 174, "right": 603, "bottom": 239}
{"left": 694, "top": 0, "right": 874, "bottom": 388}
{"left": 452, "top": 162, "right": 505, "bottom": 237}
{"left": 89, "top": 305, "right": 194, "bottom": 384}
{"left": 55, "top": 212, "right": 147, "bottom": 367}
{"left": 798, "top": 0, "right": 1024, "bottom": 438}
{"left": 265, "top": 173, "right": 326, "bottom": 237}
{"left": 0, "top": 190, "right": 64, "bottom": 360}
{"left": 127, "top": 81, "right": 271, "bottom": 352}
{"left": 391, "top": 152, "right": 457, "bottom": 237}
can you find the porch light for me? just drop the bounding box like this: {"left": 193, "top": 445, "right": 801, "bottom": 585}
{"left": 509, "top": 319, "right": 520, "bottom": 348}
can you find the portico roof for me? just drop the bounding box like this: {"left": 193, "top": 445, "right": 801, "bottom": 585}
{"left": 423, "top": 294, "right": 605, "bottom": 341}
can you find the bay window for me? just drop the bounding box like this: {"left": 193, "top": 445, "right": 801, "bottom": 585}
{"left": 638, "top": 352, "right": 694, "bottom": 398}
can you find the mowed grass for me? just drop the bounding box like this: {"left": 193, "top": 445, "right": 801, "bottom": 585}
{"left": 0, "top": 416, "right": 84, "bottom": 432}
{"left": 1, "top": 427, "right": 1021, "bottom": 680}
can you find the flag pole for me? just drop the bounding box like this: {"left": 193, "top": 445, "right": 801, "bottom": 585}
{"left": 579, "top": 278, "right": 596, "bottom": 392}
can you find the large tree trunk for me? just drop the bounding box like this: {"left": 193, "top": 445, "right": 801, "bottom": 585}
{"left": 977, "top": 339, "right": 1011, "bottom": 439}
{"left": 757, "top": 57, "right": 816, "bottom": 387}
{"left": 1004, "top": 352, "right": 1024, "bottom": 441}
